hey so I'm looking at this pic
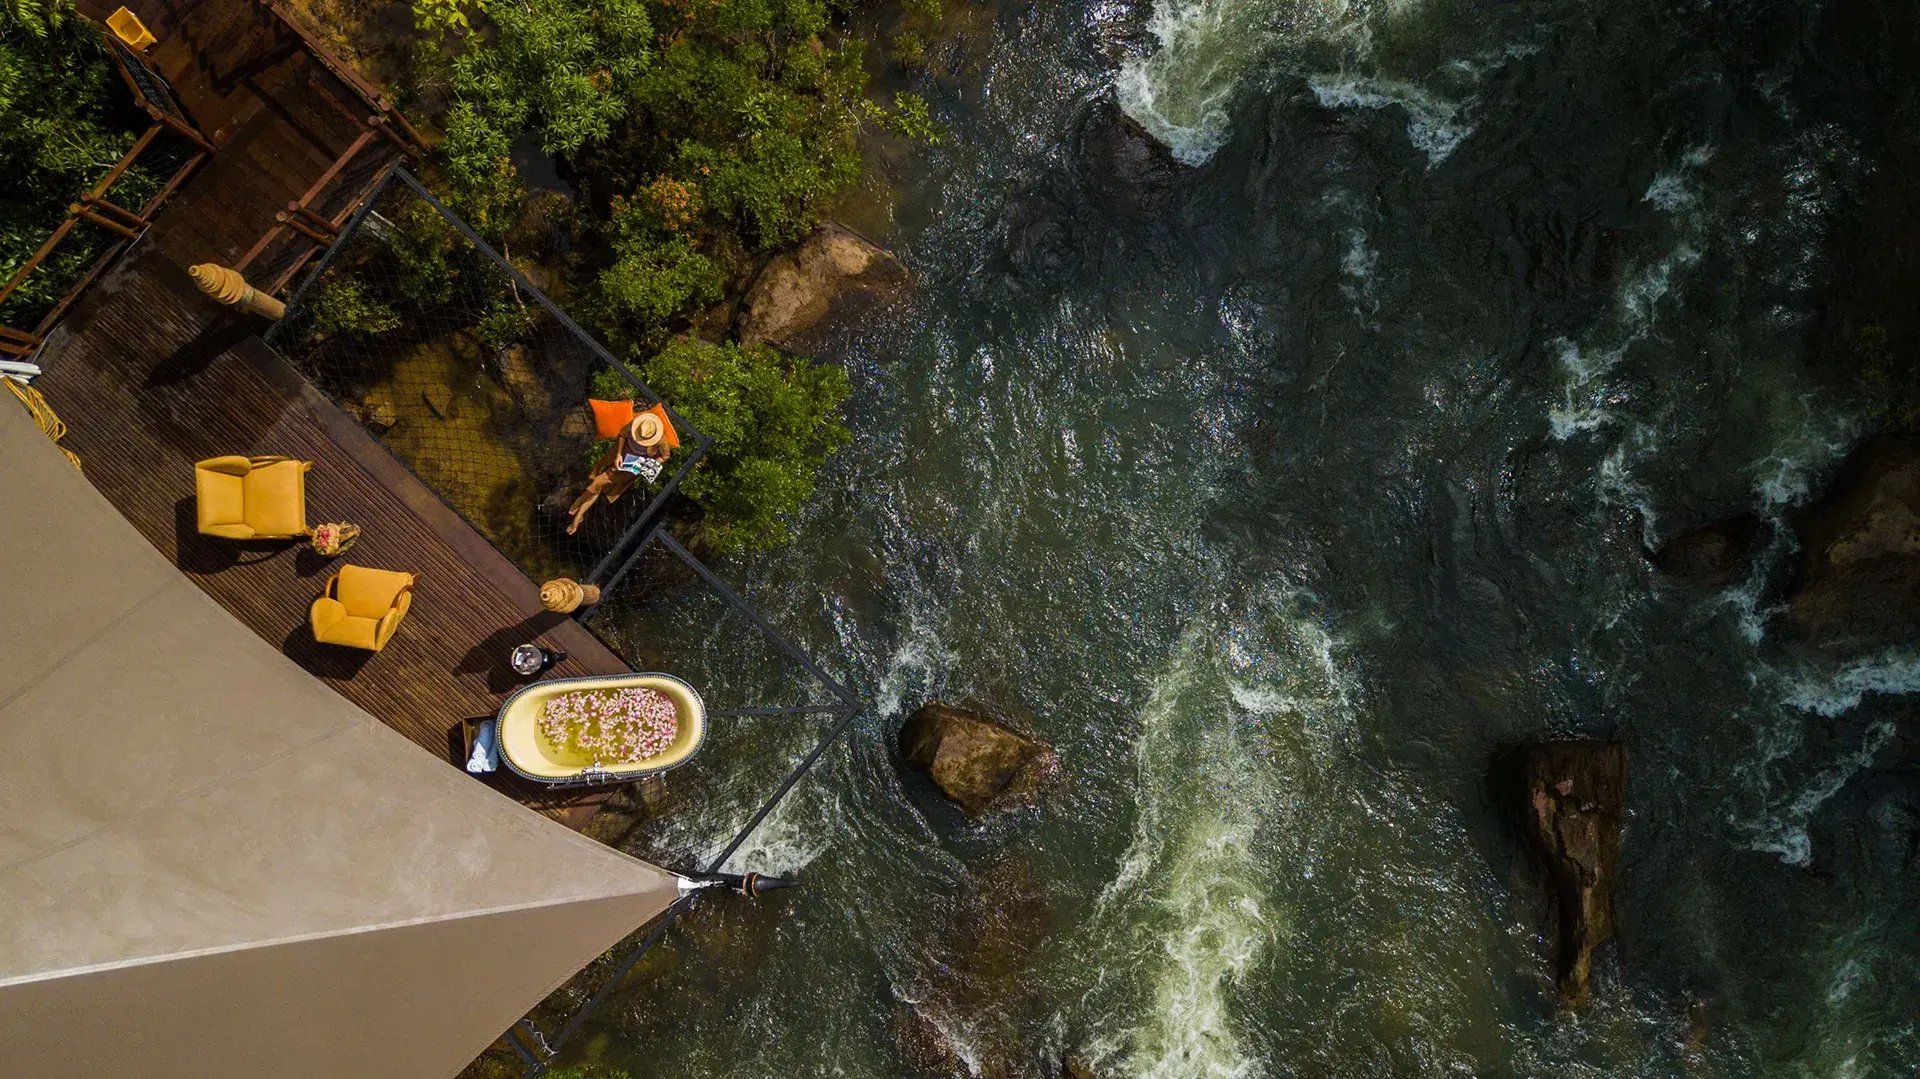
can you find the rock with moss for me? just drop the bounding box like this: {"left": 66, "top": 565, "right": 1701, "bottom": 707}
{"left": 899, "top": 702, "right": 1057, "bottom": 818}
{"left": 736, "top": 224, "right": 907, "bottom": 350}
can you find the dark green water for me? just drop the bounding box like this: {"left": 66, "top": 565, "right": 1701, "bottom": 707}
{"left": 576, "top": 0, "right": 1920, "bottom": 1074}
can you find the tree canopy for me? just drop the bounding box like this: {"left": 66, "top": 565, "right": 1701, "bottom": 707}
{"left": 419, "top": 0, "right": 923, "bottom": 344}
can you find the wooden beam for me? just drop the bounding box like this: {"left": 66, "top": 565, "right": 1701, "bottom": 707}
{"left": 72, "top": 204, "right": 143, "bottom": 241}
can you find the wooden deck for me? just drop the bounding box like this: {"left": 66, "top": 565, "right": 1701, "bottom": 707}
{"left": 29, "top": 0, "right": 627, "bottom": 827}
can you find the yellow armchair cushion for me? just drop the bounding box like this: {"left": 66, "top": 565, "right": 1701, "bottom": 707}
{"left": 335, "top": 565, "right": 415, "bottom": 615}
{"left": 195, "top": 469, "right": 247, "bottom": 533}
{"left": 311, "top": 566, "right": 416, "bottom": 652}
{"left": 242, "top": 461, "right": 309, "bottom": 537}
{"left": 309, "top": 597, "right": 367, "bottom": 648}
{"left": 193, "top": 455, "right": 311, "bottom": 540}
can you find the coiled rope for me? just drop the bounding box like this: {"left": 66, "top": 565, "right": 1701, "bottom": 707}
{"left": 3, "top": 377, "right": 82, "bottom": 471}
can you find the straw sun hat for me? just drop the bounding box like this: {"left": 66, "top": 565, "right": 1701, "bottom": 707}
{"left": 628, "top": 411, "right": 665, "bottom": 448}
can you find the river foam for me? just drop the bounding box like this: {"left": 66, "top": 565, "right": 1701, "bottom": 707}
{"left": 1306, "top": 72, "right": 1474, "bottom": 165}
{"left": 1070, "top": 589, "right": 1366, "bottom": 1078}
{"left": 1116, "top": 0, "right": 1416, "bottom": 164}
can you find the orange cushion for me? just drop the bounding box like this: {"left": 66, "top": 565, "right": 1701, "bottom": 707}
{"left": 589, "top": 398, "right": 635, "bottom": 440}
{"left": 589, "top": 398, "right": 682, "bottom": 451}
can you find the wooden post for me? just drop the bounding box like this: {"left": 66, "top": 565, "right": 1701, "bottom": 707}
{"left": 188, "top": 263, "right": 285, "bottom": 320}
{"left": 538, "top": 578, "right": 602, "bottom": 614}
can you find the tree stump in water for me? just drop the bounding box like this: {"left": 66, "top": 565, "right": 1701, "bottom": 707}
{"left": 1511, "top": 740, "right": 1625, "bottom": 1010}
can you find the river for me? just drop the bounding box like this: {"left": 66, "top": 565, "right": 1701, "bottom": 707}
{"left": 572, "top": 0, "right": 1920, "bottom": 1074}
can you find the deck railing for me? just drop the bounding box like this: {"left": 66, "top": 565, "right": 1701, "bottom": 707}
{"left": 0, "top": 28, "right": 211, "bottom": 357}
{"left": 231, "top": 0, "right": 425, "bottom": 296}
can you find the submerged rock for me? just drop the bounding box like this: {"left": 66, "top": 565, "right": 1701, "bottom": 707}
{"left": 894, "top": 857, "right": 1055, "bottom": 1079}
{"left": 1785, "top": 436, "right": 1920, "bottom": 653}
{"left": 736, "top": 223, "right": 907, "bottom": 350}
{"left": 557, "top": 408, "right": 594, "bottom": 440}
{"left": 1648, "top": 514, "right": 1762, "bottom": 586}
{"left": 1509, "top": 740, "right": 1625, "bottom": 1010}
{"left": 1060, "top": 1053, "right": 1100, "bottom": 1079}
{"left": 1075, "top": 98, "right": 1185, "bottom": 216}
{"left": 899, "top": 702, "right": 1057, "bottom": 817}
{"left": 355, "top": 390, "right": 396, "bottom": 432}
{"left": 421, "top": 384, "right": 454, "bottom": 419}
{"left": 494, "top": 344, "right": 549, "bottom": 411}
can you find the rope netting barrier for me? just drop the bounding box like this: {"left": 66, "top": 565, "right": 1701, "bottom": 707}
{"left": 268, "top": 169, "right": 704, "bottom": 589}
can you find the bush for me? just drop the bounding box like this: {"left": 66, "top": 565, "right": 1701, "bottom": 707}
{"left": 308, "top": 276, "right": 400, "bottom": 338}
{"left": 594, "top": 200, "right": 721, "bottom": 344}
{"left": 615, "top": 338, "right": 849, "bottom": 552}
{"left": 427, "top": 0, "right": 653, "bottom": 233}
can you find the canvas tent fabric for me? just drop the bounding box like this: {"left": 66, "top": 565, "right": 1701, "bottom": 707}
{"left": 0, "top": 401, "right": 679, "bottom": 1077}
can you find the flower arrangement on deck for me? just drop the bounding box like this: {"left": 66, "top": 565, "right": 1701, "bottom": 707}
{"left": 538, "top": 687, "right": 679, "bottom": 765}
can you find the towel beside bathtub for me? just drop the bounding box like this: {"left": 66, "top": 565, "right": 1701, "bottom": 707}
{"left": 467, "top": 719, "right": 501, "bottom": 774}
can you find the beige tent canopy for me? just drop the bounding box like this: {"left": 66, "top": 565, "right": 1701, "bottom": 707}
{"left": 0, "top": 402, "right": 679, "bottom": 1077}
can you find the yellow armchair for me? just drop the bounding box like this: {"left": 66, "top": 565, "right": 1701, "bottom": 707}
{"left": 310, "top": 565, "right": 417, "bottom": 652}
{"left": 194, "top": 455, "right": 312, "bottom": 540}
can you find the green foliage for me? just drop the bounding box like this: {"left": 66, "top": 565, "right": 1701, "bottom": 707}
{"left": 601, "top": 5, "right": 870, "bottom": 251}
{"left": 878, "top": 91, "right": 941, "bottom": 144}
{"left": 419, "top": 0, "right": 932, "bottom": 343}
{"left": 595, "top": 200, "right": 721, "bottom": 345}
{"left": 388, "top": 199, "right": 461, "bottom": 303}
{"left": 308, "top": 275, "right": 400, "bottom": 338}
{"left": 0, "top": 0, "right": 150, "bottom": 326}
{"left": 430, "top": 0, "right": 653, "bottom": 230}
{"left": 636, "top": 338, "right": 849, "bottom": 552}
{"left": 0, "top": 0, "right": 66, "bottom": 36}
{"left": 890, "top": 28, "right": 925, "bottom": 65}
{"left": 410, "top": 0, "right": 470, "bottom": 34}
{"left": 590, "top": 364, "right": 640, "bottom": 402}
{"left": 475, "top": 293, "right": 535, "bottom": 349}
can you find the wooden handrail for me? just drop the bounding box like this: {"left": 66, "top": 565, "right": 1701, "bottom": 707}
{"left": 251, "top": 0, "right": 425, "bottom": 153}
{"left": 0, "top": 114, "right": 205, "bottom": 341}
{"left": 104, "top": 32, "right": 217, "bottom": 153}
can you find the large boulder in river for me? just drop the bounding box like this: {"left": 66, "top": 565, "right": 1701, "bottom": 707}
{"left": 1648, "top": 514, "right": 1763, "bottom": 587}
{"left": 1508, "top": 741, "right": 1625, "bottom": 1011}
{"left": 1784, "top": 436, "right": 1920, "bottom": 652}
{"left": 900, "top": 702, "right": 1057, "bottom": 817}
{"left": 735, "top": 223, "right": 906, "bottom": 350}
